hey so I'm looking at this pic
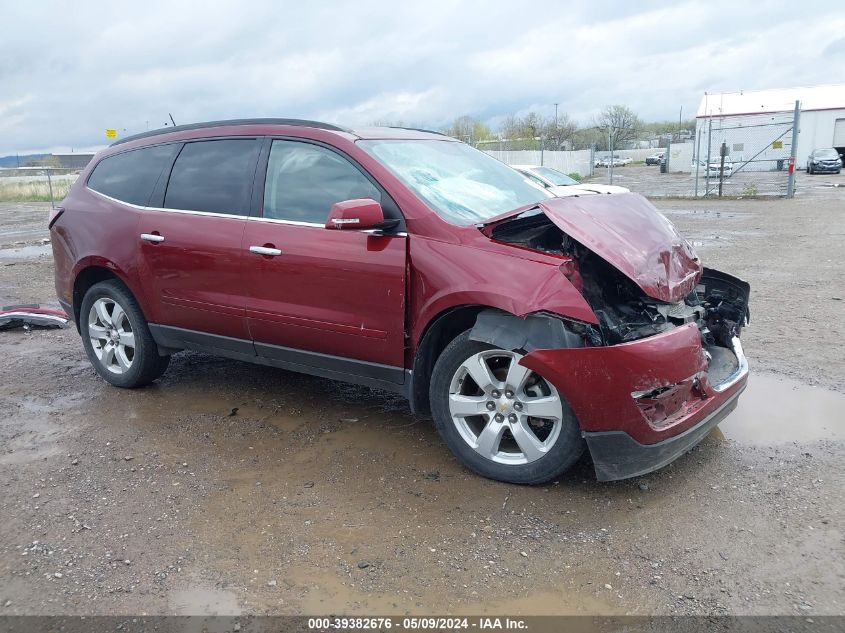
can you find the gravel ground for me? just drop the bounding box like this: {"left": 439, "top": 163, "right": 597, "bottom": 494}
{"left": 0, "top": 196, "right": 843, "bottom": 617}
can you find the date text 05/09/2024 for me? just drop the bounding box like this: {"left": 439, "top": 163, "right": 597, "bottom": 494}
{"left": 307, "top": 616, "right": 528, "bottom": 630}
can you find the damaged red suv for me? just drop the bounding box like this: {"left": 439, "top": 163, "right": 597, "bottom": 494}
{"left": 50, "top": 119, "right": 750, "bottom": 483}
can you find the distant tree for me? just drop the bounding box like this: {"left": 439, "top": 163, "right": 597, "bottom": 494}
{"left": 542, "top": 113, "right": 577, "bottom": 150}
{"left": 595, "top": 105, "right": 642, "bottom": 150}
{"left": 498, "top": 111, "right": 546, "bottom": 147}
{"left": 571, "top": 126, "right": 608, "bottom": 151}
{"left": 442, "top": 115, "right": 492, "bottom": 145}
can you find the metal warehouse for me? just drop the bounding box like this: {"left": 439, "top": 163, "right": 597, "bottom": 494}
{"left": 695, "top": 84, "right": 845, "bottom": 173}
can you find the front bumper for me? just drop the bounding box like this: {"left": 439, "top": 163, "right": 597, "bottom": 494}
{"left": 520, "top": 323, "right": 749, "bottom": 481}
{"left": 584, "top": 382, "right": 744, "bottom": 480}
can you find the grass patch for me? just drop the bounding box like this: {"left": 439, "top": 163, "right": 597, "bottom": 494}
{"left": 0, "top": 178, "right": 75, "bottom": 203}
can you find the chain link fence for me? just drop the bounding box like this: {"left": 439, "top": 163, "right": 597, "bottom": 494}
{"left": 689, "top": 108, "right": 797, "bottom": 198}
{"left": 481, "top": 106, "right": 800, "bottom": 199}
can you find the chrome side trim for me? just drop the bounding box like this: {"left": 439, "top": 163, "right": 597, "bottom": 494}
{"left": 86, "top": 187, "right": 246, "bottom": 220}
{"left": 712, "top": 336, "right": 748, "bottom": 393}
{"left": 246, "top": 217, "right": 323, "bottom": 227}
{"left": 87, "top": 187, "right": 408, "bottom": 235}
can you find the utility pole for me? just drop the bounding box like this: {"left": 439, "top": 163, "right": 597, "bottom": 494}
{"left": 678, "top": 106, "right": 683, "bottom": 142}
{"left": 554, "top": 103, "right": 558, "bottom": 127}
{"left": 608, "top": 127, "right": 614, "bottom": 185}
{"left": 705, "top": 118, "right": 713, "bottom": 196}
{"left": 787, "top": 100, "right": 801, "bottom": 198}
{"left": 694, "top": 126, "right": 702, "bottom": 197}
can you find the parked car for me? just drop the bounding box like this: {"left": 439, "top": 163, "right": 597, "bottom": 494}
{"left": 645, "top": 152, "right": 664, "bottom": 166}
{"left": 695, "top": 158, "right": 734, "bottom": 177}
{"left": 597, "top": 155, "right": 631, "bottom": 167}
{"left": 512, "top": 165, "right": 629, "bottom": 195}
{"left": 51, "top": 119, "right": 750, "bottom": 484}
{"left": 806, "top": 148, "right": 842, "bottom": 174}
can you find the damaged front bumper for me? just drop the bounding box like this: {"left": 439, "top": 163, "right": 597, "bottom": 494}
{"left": 520, "top": 323, "right": 749, "bottom": 481}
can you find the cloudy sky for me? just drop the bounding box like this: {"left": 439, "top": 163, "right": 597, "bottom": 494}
{"left": 2, "top": 0, "right": 843, "bottom": 155}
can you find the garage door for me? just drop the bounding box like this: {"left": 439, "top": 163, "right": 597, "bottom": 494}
{"left": 834, "top": 118, "right": 845, "bottom": 146}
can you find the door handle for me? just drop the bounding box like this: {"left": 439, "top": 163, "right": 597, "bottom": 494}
{"left": 249, "top": 245, "right": 282, "bottom": 256}
{"left": 140, "top": 233, "right": 165, "bottom": 243}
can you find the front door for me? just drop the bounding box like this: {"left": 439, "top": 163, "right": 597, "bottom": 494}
{"left": 243, "top": 139, "right": 407, "bottom": 381}
{"left": 137, "top": 138, "right": 261, "bottom": 343}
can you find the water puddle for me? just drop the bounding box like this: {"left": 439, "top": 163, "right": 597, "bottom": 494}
{"left": 168, "top": 585, "right": 241, "bottom": 615}
{"left": 0, "top": 243, "right": 52, "bottom": 259}
{"left": 716, "top": 373, "right": 845, "bottom": 445}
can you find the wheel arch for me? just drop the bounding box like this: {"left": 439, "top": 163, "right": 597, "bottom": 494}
{"left": 410, "top": 305, "right": 589, "bottom": 415}
{"left": 410, "top": 305, "right": 488, "bottom": 415}
{"left": 71, "top": 260, "right": 142, "bottom": 333}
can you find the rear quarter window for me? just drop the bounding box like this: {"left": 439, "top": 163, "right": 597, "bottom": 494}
{"left": 87, "top": 144, "right": 179, "bottom": 206}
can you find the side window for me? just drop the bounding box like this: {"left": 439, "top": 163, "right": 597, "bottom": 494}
{"left": 263, "top": 140, "right": 381, "bottom": 223}
{"left": 87, "top": 144, "right": 178, "bottom": 206}
{"left": 164, "top": 139, "right": 260, "bottom": 215}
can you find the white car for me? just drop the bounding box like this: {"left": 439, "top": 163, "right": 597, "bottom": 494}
{"left": 596, "top": 155, "right": 631, "bottom": 168}
{"left": 695, "top": 158, "right": 733, "bottom": 177}
{"left": 512, "top": 165, "right": 630, "bottom": 196}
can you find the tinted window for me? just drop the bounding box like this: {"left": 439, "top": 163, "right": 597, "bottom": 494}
{"left": 264, "top": 140, "right": 381, "bottom": 223}
{"left": 87, "top": 144, "right": 178, "bottom": 205}
{"left": 164, "top": 139, "right": 260, "bottom": 215}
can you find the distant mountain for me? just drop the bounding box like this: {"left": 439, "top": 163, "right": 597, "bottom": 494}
{"left": 0, "top": 154, "right": 49, "bottom": 168}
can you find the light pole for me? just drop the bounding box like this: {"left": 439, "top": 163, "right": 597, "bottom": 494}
{"left": 554, "top": 103, "right": 558, "bottom": 127}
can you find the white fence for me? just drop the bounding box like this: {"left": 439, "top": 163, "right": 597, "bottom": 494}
{"left": 483, "top": 149, "right": 595, "bottom": 177}
{"left": 484, "top": 144, "right": 698, "bottom": 177}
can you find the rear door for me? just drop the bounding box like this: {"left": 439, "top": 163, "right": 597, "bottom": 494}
{"left": 242, "top": 138, "right": 407, "bottom": 381}
{"left": 137, "top": 138, "right": 261, "bottom": 344}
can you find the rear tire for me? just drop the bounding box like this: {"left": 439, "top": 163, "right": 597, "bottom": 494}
{"left": 429, "top": 330, "right": 584, "bottom": 484}
{"left": 80, "top": 280, "right": 170, "bottom": 388}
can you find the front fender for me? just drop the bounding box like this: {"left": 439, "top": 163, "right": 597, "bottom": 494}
{"left": 409, "top": 238, "right": 597, "bottom": 349}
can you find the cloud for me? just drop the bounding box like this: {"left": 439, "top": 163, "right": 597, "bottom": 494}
{"left": 1, "top": 0, "right": 843, "bottom": 154}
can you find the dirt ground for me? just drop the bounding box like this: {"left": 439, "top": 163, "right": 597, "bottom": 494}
{"left": 0, "top": 194, "right": 843, "bottom": 617}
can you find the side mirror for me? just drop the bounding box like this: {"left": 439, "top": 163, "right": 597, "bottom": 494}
{"left": 325, "top": 198, "right": 398, "bottom": 233}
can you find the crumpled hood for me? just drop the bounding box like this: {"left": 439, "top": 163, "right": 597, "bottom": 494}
{"left": 538, "top": 193, "right": 701, "bottom": 303}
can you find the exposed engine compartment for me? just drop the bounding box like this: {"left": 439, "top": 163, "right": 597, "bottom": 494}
{"left": 488, "top": 210, "right": 750, "bottom": 360}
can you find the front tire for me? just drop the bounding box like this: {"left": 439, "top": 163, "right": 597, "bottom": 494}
{"left": 80, "top": 280, "right": 170, "bottom": 388}
{"left": 429, "top": 330, "right": 584, "bottom": 484}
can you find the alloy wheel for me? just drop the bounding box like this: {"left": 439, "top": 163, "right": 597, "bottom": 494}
{"left": 88, "top": 297, "right": 136, "bottom": 374}
{"left": 448, "top": 350, "right": 563, "bottom": 465}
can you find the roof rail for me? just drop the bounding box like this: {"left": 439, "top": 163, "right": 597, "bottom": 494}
{"left": 387, "top": 126, "right": 449, "bottom": 137}
{"left": 111, "top": 118, "right": 353, "bottom": 146}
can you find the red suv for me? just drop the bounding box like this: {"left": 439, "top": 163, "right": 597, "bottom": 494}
{"left": 50, "top": 119, "right": 750, "bottom": 484}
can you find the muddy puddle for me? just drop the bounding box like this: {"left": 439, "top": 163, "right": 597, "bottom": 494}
{"left": 0, "top": 243, "right": 52, "bottom": 259}
{"left": 715, "top": 373, "right": 845, "bottom": 445}
{"left": 169, "top": 585, "right": 241, "bottom": 615}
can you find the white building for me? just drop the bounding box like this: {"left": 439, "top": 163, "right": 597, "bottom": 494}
{"left": 695, "top": 84, "right": 845, "bottom": 171}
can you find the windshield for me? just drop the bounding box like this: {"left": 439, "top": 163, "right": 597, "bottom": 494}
{"left": 816, "top": 148, "right": 839, "bottom": 159}
{"left": 358, "top": 139, "right": 550, "bottom": 225}
{"left": 529, "top": 166, "right": 578, "bottom": 187}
